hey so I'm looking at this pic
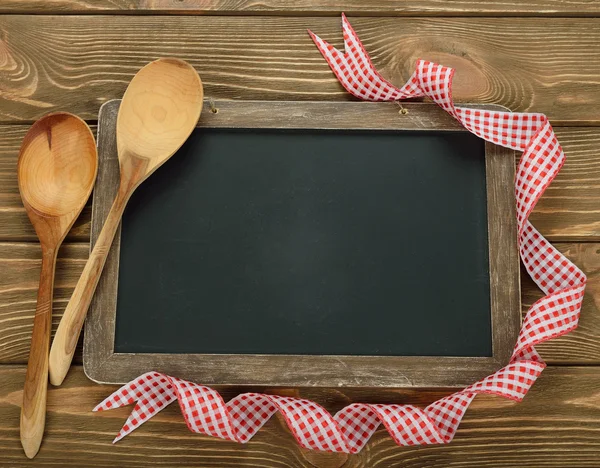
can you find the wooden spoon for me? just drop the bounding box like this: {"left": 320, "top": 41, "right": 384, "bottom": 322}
{"left": 49, "top": 58, "right": 204, "bottom": 386}
{"left": 18, "top": 113, "right": 98, "bottom": 458}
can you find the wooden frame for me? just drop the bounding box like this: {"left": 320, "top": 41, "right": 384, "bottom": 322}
{"left": 83, "top": 99, "right": 520, "bottom": 388}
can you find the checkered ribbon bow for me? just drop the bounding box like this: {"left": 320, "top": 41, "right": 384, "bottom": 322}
{"left": 95, "top": 15, "right": 587, "bottom": 453}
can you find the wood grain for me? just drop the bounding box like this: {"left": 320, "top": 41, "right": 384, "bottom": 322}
{"left": 0, "top": 243, "right": 88, "bottom": 365}
{"left": 528, "top": 128, "right": 600, "bottom": 240}
{"left": 2, "top": 124, "right": 600, "bottom": 242}
{"left": 1, "top": 241, "right": 599, "bottom": 367}
{"left": 17, "top": 249, "right": 55, "bottom": 459}
{"left": 1, "top": 0, "right": 599, "bottom": 16}
{"left": 0, "top": 125, "right": 93, "bottom": 242}
{"left": 0, "top": 16, "right": 600, "bottom": 123}
{"left": 1, "top": 365, "right": 600, "bottom": 467}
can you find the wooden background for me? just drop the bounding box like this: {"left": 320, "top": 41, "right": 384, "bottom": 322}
{"left": 0, "top": 2, "right": 599, "bottom": 466}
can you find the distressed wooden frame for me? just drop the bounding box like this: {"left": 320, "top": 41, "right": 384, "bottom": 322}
{"left": 83, "top": 99, "right": 520, "bottom": 388}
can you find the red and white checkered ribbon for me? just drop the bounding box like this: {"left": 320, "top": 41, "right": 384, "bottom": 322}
{"left": 94, "top": 14, "right": 587, "bottom": 453}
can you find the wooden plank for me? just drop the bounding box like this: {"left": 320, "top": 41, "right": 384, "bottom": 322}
{"left": 0, "top": 365, "right": 599, "bottom": 466}
{"left": 2, "top": 125, "right": 600, "bottom": 242}
{"left": 1, "top": 0, "right": 599, "bottom": 16}
{"left": 0, "top": 243, "right": 88, "bottom": 365}
{"left": 1, "top": 241, "right": 599, "bottom": 366}
{"left": 0, "top": 16, "right": 600, "bottom": 123}
{"left": 528, "top": 127, "right": 600, "bottom": 240}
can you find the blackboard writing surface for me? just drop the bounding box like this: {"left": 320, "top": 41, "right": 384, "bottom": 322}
{"left": 114, "top": 128, "right": 491, "bottom": 357}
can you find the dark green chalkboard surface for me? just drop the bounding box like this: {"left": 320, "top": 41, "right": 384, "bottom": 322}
{"left": 113, "top": 127, "right": 491, "bottom": 357}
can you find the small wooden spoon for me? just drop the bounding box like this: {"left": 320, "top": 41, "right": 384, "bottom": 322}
{"left": 18, "top": 113, "right": 97, "bottom": 459}
{"left": 49, "top": 58, "right": 204, "bottom": 386}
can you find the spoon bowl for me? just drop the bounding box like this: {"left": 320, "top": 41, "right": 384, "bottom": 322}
{"left": 117, "top": 58, "right": 203, "bottom": 177}
{"left": 18, "top": 114, "right": 97, "bottom": 237}
{"left": 49, "top": 58, "right": 203, "bottom": 387}
{"left": 18, "top": 112, "right": 97, "bottom": 458}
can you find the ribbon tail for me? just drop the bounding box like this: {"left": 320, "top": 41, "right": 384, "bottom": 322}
{"left": 93, "top": 371, "right": 177, "bottom": 443}
{"left": 307, "top": 29, "right": 344, "bottom": 71}
{"left": 308, "top": 14, "right": 416, "bottom": 101}
{"left": 308, "top": 13, "right": 371, "bottom": 58}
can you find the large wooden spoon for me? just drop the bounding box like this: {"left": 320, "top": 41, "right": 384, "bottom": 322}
{"left": 49, "top": 58, "right": 204, "bottom": 386}
{"left": 18, "top": 113, "right": 98, "bottom": 458}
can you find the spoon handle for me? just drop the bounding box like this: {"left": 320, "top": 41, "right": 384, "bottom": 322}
{"left": 49, "top": 191, "right": 129, "bottom": 386}
{"left": 21, "top": 248, "right": 57, "bottom": 459}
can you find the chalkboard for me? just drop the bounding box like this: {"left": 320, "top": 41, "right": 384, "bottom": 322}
{"left": 115, "top": 128, "right": 491, "bottom": 356}
{"left": 84, "top": 100, "right": 520, "bottom": 388}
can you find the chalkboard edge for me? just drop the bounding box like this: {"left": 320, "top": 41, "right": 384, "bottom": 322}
{"left": 83, "top": 100, "right": 520, "bottom": 389}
